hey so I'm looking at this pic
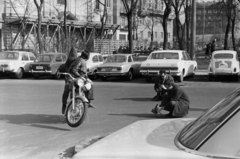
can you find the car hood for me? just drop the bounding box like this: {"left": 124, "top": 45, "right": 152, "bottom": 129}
{"left": 141, "top": 60, "right": 179, "bottom": 67}
{"left": 98, "top": 62, "right": 125, "bottom": 68}
{"left": 73, "top": 119, "right": 210, "bottom": 159}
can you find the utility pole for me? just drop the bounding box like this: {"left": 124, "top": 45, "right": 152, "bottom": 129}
{"left": 191, "top": 0, "right": 196, "bottom": 60}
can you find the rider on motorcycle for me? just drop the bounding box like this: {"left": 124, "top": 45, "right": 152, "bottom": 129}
{"left": 152, "top": 69, "right": 174, "bottom": 101}
{"left": 67, "top": 50, "right": 95, "bottom": 109}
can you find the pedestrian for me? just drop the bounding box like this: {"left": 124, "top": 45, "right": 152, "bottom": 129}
{"left": 211, "top": 39, "right": 216, "bottom": 54}
{"left": 151, "top": 78, "right": 190, "bottom": 117}
{"left": 205, "top": 42, "right": 212, "bottom": 58}
{"left": 152, "top": 69, "right": 174, "bottom": 101}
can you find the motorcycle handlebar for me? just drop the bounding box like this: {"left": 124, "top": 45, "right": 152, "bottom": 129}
{"left": 59, "top": 72, "right": 86, "bottom": 81}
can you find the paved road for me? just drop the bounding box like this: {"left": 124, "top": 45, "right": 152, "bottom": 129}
{"left": 0, "top": 75, "right": 238, "bottom": 159}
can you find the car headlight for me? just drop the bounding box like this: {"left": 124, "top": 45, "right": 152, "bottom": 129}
{"left": 76, "top": 79, "right": 85, "bottom": 87}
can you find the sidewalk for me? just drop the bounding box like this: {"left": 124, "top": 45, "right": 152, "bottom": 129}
{"left": 195, "top": 69, "right": 208, "bottom": 76}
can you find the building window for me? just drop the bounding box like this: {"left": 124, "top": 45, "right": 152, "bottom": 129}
{"left": 57, "top": 0, "right": 64, "bottom": 5}
{"left": 119, "top": 34, "right": 126, "bottom": 41}
{"left": 96, "top": 0, "right": 100, "bottom": 9}
{"left": 106, "top": 0, "right": 110, "bottom": 7}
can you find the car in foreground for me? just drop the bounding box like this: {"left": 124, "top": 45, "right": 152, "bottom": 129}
{"left": 73, "top": 86, "right": 240, "bottom": 159}
{"left": 0, "top": 51, "right": 36, "bottom": 79}
{"left": 96, "top": 54, "right": 142, "bottom": 81}
{"left": 208, "top": 50, "right": 240, "bottom": 81}
{"left": 86, "top": 52, "right": 105, "bottom": 79}
{"left": 140, "top": 50, "right": 197, "bottom": 82}
{"left": 29, "top": 53, "right": 67, "bottom": 79}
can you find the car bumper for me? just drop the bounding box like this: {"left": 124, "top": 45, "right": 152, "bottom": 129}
{"left": 209, "top": 70, "right": 239, "bottom": 76}
{"left": 29, "top": 70, "right": 53, "bottom": 75}
{"left": 140, "top": 70, "right": 181, "bottom": 76}
{"left": 97, "top": 72, "right": 128, "bottom": 77}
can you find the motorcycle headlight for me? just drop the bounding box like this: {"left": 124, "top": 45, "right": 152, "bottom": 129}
{"left": 76, "top": 79, "right": 85, "bottom": 87}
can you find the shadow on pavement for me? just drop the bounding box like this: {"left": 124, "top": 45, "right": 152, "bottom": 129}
{"left": 0, "top": 114, "right": 70, "bottom": 131}
{"left": 114, "top": 97, "right": 153, "bottom": 102}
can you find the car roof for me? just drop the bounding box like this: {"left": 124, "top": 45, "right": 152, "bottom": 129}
{"left": 112, "top": 53, "right": 133, "bottom": 56}
{"left": 212, "top": 50, "right": 237, "bottom": 54}
{"left": 151, "top": 50, "right": 184, "bottom": 53}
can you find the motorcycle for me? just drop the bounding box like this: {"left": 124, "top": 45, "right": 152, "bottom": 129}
{"left": 60, "top": 72, "right": 92, "bottom": 127}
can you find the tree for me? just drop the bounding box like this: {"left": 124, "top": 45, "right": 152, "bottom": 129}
{"left": 161, "top": 0, "right": 172, "bottom": 50}
{"left": 33, "top": 0, "right": 44, "bottom": 54}
{"left": 171, "top": 0, "right": 185, "bottom": 50}
{"left": 121, "top": 0, "right": 139, "bottom": 53}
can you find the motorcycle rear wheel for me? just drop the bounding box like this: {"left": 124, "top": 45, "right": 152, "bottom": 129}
{"left": 66, "top": 97, "right": 88, "bottom": 127}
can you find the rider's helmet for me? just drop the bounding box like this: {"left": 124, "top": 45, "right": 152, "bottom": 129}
{"left": 81, "top": 50, "right": 90, "bottom": 60}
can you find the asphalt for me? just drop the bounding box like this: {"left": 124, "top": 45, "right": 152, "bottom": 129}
{"left": 56, "top": 69, "right": 209, "bottom": 159}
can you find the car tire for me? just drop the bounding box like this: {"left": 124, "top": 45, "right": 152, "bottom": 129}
{"left": 34, "top": 75, "right": 40, "bottom": 79}
{"left": 90, "top": 71, "right": 98, "bottom": 80}
{"left": 15, "top": 68, "right": 23, "bottom": 79}
{"left": 126, "top": 69, "right": 133, "bottom": 81}
{"left": 54, "top": 69, "right": 61, "bottom": 79}
{"left": 146, "top": 76, "right": 152, "bottom": 82}
{"left": 101, "top": 76, "right": 107, "bottom": 81}
{"left": 177, "top": 72, "right": 184, "bottom": 82}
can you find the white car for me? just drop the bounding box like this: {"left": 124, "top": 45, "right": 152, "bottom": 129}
{"left": 0, "top": 51, "right": 36, "bottom": 79}
{"left": 140, "top": 50, "right": 197, "bottom": 82}
{"left": 97, "top": 54, "right": 142, "bottom": 81}
{"left": 208, "top": 50, "right": 240, "bottom": 81}
{"left": 86, "top": 52, "right": 105, "bottom": 79}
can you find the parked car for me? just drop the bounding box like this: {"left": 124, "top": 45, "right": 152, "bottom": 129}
{"left": 97, "top": 54, "right": 142, "bottom": 81}
{"left": 29, "top": 53, "right": 67, "bottom": 79}
{"left": 208, "top": 50, "right": 240, "bottom": 81}
{"left": 73, "top": 86, "right": 240, "bottom": 159}
{"left": 0, "top": 51, "right": 36, "bottom": 79}
{"left": 86, "top": 52, "right": 105, "bottom": 80}
{"left": 140, "top": 50, "right": 197, "bottom": 82}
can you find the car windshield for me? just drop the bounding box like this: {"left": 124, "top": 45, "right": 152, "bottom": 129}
{"left": 149, "top": 52, "right": 179, "bottom": 60}
{"left": 106, "top": 55, "right": 127, "bottom": 63}
{"left": 36, "top": 55, "right": 54, "bottom": 62}
{"left": 177, "top": 87, "right": 240, "bottom": 157}
{"left": 214, "top": 53, "right": 233, "bottom": 59}
{"left": 0, "top": 52, "right": 19, "bottom": 60}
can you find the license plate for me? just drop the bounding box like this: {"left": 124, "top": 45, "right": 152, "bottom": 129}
{"left": 36, "top": 66, "right": 43, "bottom": 69}
{"left": 106, "top": 68, "right": 111, "bottom": 72}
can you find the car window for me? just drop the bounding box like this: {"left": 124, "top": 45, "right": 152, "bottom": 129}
{"left": 0, "top": 52, "right": 19, "bottom": 60}
{"left": 106, "top": 55, "right": 126, "bottom": 63}
{"left": 29, "top": 53, "right": 36, "bottom": 61}
{"left": 55, "top": 55, "right": 62, "bottom": 62}
{"left": 182, "top": 52, "right": 188, "bottom": 61}
{"left": 150, "top": 52, "right": 179, "bottom": 60}
{"left": 92, "top": 55, "right": 98, "bottom": 63}
{"left": 22, "top": 53, "right": 29, "bottom": 61}
{"left": 99, "top": 55, "right": 103, "bottom": 62}
{"left": 214, "top": 53, "right": 233, "bottom": 59}
{"left": 185, "top": 52, "right": 191, "bottom": 60}
{"left": 37, "top": 55, "right": 53, "bottom": 62}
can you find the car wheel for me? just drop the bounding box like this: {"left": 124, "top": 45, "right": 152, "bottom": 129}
{"left": 177, "top": 72, "right": 184, "bottom": 82}
{"left": 34, "top": 75, "right": 40, "bottom": 79}
{"left": 101, "top": 76, "right": 107, "bottom": 81}
{"left": 54, "top": 69, "right": 61, "bottom": 79}
{"left": 126, "top": 69, "right": 133, "bottom": 81}
{"left": 90, "top": 71, "right": 98, "bottom": 80}
{"left": 146, "top": 76, "right": 152, "bottom": 82}
{"left": 15, "top": 68, "right": 23, "bottom": 79}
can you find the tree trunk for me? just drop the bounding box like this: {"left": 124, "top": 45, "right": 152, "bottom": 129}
{"left": 224, "top": 16, "right": 231, "bottom": 50}
{"left": 127, "top": 12, "right": 133, "bottom": 53}
{"left": 37, "top": 9, "right": 43, "bottom": 54}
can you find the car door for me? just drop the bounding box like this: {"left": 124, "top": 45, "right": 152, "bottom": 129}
{"left": 24, "top": 52, "right": 36, "bottom": 72}
{"left": 21, "top": 52, "right": 31, "bottom": 72}
{"left": 184, "top": 52, "right": 194, "bottom": 75}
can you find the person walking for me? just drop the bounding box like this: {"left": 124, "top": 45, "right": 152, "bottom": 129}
{"left": 211, "top": 39, "right": 216, "bottom": 55}
{"left": 205, "top": 42, "right": 212, "bottom": 58}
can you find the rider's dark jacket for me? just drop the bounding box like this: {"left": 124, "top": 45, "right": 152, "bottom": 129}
{"left": 68, "top": 57, "right": 88, "bottom": 79}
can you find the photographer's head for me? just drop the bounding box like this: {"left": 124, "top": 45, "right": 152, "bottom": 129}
{"left": 81, "top": 50, "right": 90, "bottom": 60}
{"left": 164, "top": 78, "right": 174, "bottom": 90}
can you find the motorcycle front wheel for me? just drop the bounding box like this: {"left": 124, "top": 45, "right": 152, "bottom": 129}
{"left": 66, "top": 97, "right": 88, "bottom": 127}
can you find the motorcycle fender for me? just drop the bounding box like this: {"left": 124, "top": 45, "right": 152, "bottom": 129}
{"left": 75, "top": 96, "right": 89, "bottom": 103}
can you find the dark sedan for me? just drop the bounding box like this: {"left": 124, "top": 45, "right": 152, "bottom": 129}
{"left": 29, "top": 53, "right": 67, "bottom": 79}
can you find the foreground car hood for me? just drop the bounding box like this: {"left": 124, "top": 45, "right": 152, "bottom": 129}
{"left": 98, "top": 62, "right": 125, "bottom": 68}
{"left": 73, "top": 119, "right": 210, "bottom": 159}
